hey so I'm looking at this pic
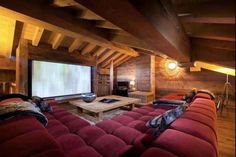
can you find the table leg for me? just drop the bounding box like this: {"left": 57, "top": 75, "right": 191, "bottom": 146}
{"left": 130, "top": 103, "right": 135, "bottom": 110}
{"left": 97, "top": 112, "right": 103, "bottom": 121}
{"left": 77, "top": 107, "right": 83, "bottom": 113}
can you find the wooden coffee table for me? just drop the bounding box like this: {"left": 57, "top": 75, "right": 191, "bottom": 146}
{"left": 69, "top": 95, "right": 141, "bottom": 121}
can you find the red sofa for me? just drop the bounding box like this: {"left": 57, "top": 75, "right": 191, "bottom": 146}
{"left": 0, "top": 93, "right": 217, "bottom": 157}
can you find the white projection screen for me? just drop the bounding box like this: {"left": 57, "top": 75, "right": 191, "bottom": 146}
{"left": 32, "top": 61, "right": 91, "bottom": 97}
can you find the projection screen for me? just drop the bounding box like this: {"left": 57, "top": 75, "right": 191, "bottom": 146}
{"left": 32, "top": 61, "right": 91, "bottom": 97}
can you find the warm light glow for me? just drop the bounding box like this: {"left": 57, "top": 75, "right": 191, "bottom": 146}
{"left": 190, "top": 61, "right": 235, "bottom": 76}
{"left": 168, "top": 62, "right": 177, "bottom": 70}
{"left": 130, "top": 80, "right": 135, "bottom": 85}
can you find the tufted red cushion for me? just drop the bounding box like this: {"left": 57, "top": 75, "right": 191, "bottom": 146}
{"left": 152, "top": 129, "right": 217, "bottom": 157}
{"left": 170, "top": 118, "right": 217, "bottom": 152}
{"left": 67, "top": 146, "right": 102, "bottom": 157}
{"left": 111, "top": 115, "right": 134, "bottom": 125}
{"left": 77, "top": 126, "right": 106, "bottom": 145}
{"left": 96, "top": 120, "right": 122, "bottom": 134}
{"left": 56, "top": 134, "right": 86, "bottom": 153}
{"left": 91, "top": 134, "right": 132, "bottom": 157}
{"left": 113, "top": 126, "right": 142, "bottom": 144}
{"left": 141, "top": 147, "right": 177, "bottom": 157}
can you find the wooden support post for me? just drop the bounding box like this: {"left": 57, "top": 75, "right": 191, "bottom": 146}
{"left": 16, "top": 39, "right": 28, "bottom": 95}
{"left": 110, "top": 60, "right": 114, "bottom": 95}
{"left": 150, "top": 55, "right": 156, "bottom": 99}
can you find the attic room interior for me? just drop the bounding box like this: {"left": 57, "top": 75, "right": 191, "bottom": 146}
{"left": 0, "top": 0, "right": 235, "bottom": 157}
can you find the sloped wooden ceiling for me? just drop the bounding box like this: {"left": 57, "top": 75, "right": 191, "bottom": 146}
{"left": 172, "top": 0, "right": 235, "bottom": 68}
{"left": 0, "top": 0, "right": 235, "bottom": 70}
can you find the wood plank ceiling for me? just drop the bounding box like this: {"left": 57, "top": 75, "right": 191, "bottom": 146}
{"left": 0, "top": 0, "right": 235, "bottom": 70}
{"left": 172, "top": 0, "right": 235, "bottom": 68}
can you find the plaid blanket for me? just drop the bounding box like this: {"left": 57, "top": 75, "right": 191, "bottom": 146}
{"left": 0, "top": 101, "right": 48, "bottom": 126}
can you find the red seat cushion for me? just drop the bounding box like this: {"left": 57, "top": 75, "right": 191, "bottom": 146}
{"left": 152, "top": 129, "right": 217, "bottom": 157}
{"left": 77, "top": 126, "right": 106, "bottom": 145}
{"left": 56, "top": 134, "right": 86, "bottom": 153}
{"left": 67, "top": 146, "right": 102, "bottom": 157}
{"left": 141, "top": 147, "right": 177, "bottom": 157}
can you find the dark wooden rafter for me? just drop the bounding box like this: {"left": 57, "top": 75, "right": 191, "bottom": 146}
{"left": 114, "top": 56, "right": 132, "bottom": 67}
{"left": 12, "top": 20, "right": 24, "bottom": 56}
{"left": 192, "top": 45, "right": 235, "bottom": 64}
{"left": 75, "top": 0, "right": 190, "bottom": 62}
{"left": 181, "top": 17, "right": 235, "bottom": 24}
{"left": 0, "top": 0, "right": 139, "bottom": 57}
{"left": 191, "top": 38, "right": 235, "bottom": 51}
{"left": 99, "top": 52, "right": 122, "bottom": 68}
{"left": 97, "top": 50, "right": 115, "bottom": 64}
{"left": 185, "top": 23, "right": 235, "bottom": 42}
{"left": 28, "top": 43, "right": 96, "bottom": 66}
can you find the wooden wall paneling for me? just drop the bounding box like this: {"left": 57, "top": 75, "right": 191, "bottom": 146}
{"left": 0, "top": 70, "right": 15, "bottom": 82}
{"left": 16, "top": 39, "right": 28, "bottom": 95}
{"left": 0, "top": 58, "right": 16, "bottom": 70}
{"left": 155, "top": 56, "right": 235, "bottom": 99}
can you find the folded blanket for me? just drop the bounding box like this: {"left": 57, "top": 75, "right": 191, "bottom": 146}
{"left": 0, "top": 101, "right": 48, "bottom": 126}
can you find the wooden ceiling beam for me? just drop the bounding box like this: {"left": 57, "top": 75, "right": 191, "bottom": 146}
{"left": 49, "top": 33, "right": 64, "bottom": 49}
{"left": 114, "top": 56, "right": 131, "bottom": 67}
{"left": 97, "top": 50, "right": 114, "bottom": 64}
{"left": 109, "top": 33, "right": 153, "bottom": 52}
{"left": 0, "top": 58, "right": 16, "bottom": 70}
{"left": 185, "top": 24, "right": 235, "bottom": 42}
{"left": 92, "top": 47, "right": 107, "bottom": 57}
{"left": 81, "top": 43, "right": 97, "bottom": 55}
{"left": 0, "top": 0, "right": 139, "bottom": 57}
{"left": 192, "top": 46, "right": 235, "bottom": 64}
{"left": 75, "top": 0, "right": 190, "bottom": 62}
{"left": 32, "top": 26, "right": 44, "bottom": 46}
{"left": 28, "top": 43, "right": 96, "bottom": 66}
{"left": 181, "top": 17, "right": 235, "bottom": 24}
{"left": 113, "top": 55, "right": 129, "bottom": 67}
{"left": 79, "top": 10, "right": 104, "bottom": 20}
{"left": 96, "top": 21, "right": 121, "bottom": 30}
{"left": 12, "top": 21, "right": 24, "bottom": 55}
{"left": 191, "top": 38, "right": 235, "bottom": 51}
{"left": 100, "top": 52, "right": 122, "bottom": 68}
{"left": 69, "top": 38, "right": 82, "bottom": 53}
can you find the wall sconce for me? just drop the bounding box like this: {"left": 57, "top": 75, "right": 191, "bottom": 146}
{"left": 167, "top": 61, "right": 177, "bottom": 70}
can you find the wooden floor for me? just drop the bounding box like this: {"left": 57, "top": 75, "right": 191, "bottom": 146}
{"left": 217, "top": 100, "right": 235, "bottom": 157}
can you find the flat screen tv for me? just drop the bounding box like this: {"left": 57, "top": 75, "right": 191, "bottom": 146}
{"left": 31, "top": 60, "right": 91, "bottom": 97}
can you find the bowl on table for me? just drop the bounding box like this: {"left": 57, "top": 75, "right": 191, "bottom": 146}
{"left": 81, "top": 93, "right": 96, "bottom": 103}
